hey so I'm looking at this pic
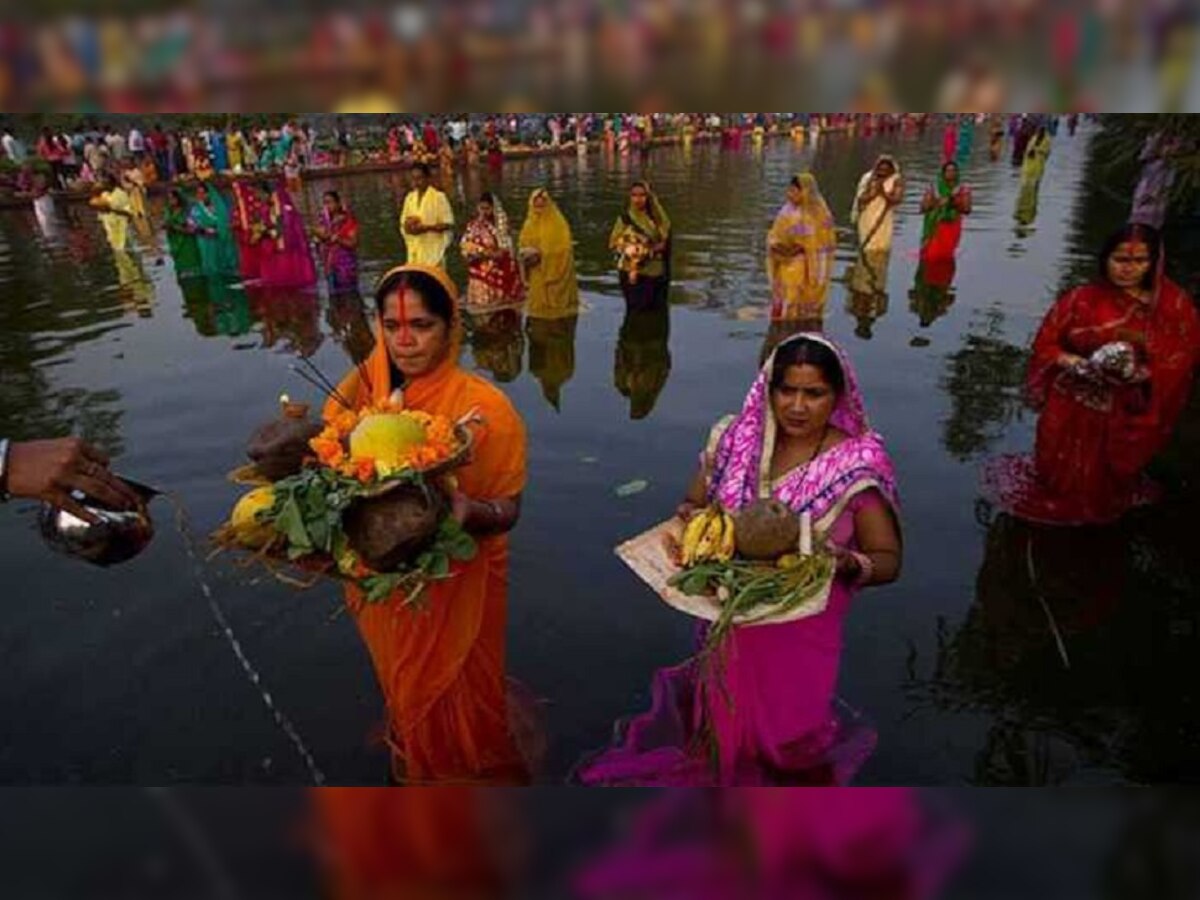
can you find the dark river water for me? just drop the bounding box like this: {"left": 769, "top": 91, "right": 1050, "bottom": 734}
{"left": 2, "top": 123, "right": 1197, "bottom": 785}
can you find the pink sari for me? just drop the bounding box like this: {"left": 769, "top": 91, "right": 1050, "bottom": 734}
{"left": 577, "top": 334, "right": 901, "bottom": 786}
{"left": 259, "top": 184, "right": 317, "bottom": 289}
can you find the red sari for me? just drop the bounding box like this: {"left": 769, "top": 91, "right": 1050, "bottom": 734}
{"left": 984, "top": 278, "right": 1200, "bottom": 524}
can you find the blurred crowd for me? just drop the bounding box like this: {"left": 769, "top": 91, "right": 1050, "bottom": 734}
{"left": 0, "top": 1, "right": 1194, "bottom": 113}
{"left": 0, "top": 113, "right": 934, "bottom": 198}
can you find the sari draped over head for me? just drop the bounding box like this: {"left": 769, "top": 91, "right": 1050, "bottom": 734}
{"left": 982, "top": 251, "right": 1200, "bottom": 525}
{"left": 461, "top": 197, "right": 525, "bottom": 309}
{"left": 851, "top": 155, "right": 902, "bottom": 254}
{"left": 230, "top": 181, "right": 267, "bottom": 281}
{"left": 519, "top": 188, "right": 579, "bottom": 319}
{"left": 578, "top": 335, "right": 900, "bottom": 786}
{"left": 610, "top": 182, "right": 671, "bottom": 281}
{"left": 259, "top": 182, "right": 317, "bottom": 288}
{"left": 324, "top": 264, "right": 532, "bottom": 784}
{"left": 767, "top": 173, "right": 837, "bottom": 321}
{"left": 319, "top": 205, "right": 360, "bottom": 293}
{"left": 188, "top": 188, "right": 240, "bottom": 278}
{"left": 920, "top": 170, "right": 970, "bottom": 264}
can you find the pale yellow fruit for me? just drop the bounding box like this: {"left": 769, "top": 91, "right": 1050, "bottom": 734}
{"left": 230, "top": 486, "right": 277, "bottom": 548}
{"left": 349, "top": 414, "right": 427, "bottom": 470}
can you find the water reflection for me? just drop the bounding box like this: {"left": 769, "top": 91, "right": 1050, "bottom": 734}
{"left": 912, "top": 502, "right": 1200, "bottom": 784}
{"left": 250, "top": 287, "right": 323, "bottom": 357}
{"left": 1014, "top": 169, "right": 1044, "bottom": 236}
{"left": 326, "top": 290, "right": 376, "bottom": 366}
{"left": 467, "top": 307, "right": 525, "bottom": 383}
{"left": 525, "top": 315, "right": 578, "bottom": 412}
{"left": 614, "top": 300, "right": 671, "bottom": 420}
{"left": 908, "top": 258, "right": 957, "bottom": 330}
{"left": 845, "top": 249, "right": 891, "bottom": 340}
{"left": 939, "top": 308, "right": 1028, "bottom": 461}
{"left": 181, "top": 277, "right": 255, "bottom": 339}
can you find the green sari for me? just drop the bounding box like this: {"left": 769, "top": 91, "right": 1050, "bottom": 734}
{"left": 189, "top": 190, "right": 240, "bottom": 278}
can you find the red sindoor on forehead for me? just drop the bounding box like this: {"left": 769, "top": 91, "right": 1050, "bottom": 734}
{"left": 395, "top": 292, "right": 414, "bottom": 344}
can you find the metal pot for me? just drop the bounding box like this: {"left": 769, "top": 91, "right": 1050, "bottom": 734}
{"left": 38, "top": 476, "right": 158, "bottom": 567}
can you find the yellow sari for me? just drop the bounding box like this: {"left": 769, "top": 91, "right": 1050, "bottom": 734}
{"left": 766, "top": 173, "right": 837, "bottom": 320}
{"left": 518, "top": 188, "right": 579, "bottom": 319}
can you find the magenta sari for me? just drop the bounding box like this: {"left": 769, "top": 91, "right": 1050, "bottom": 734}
{"left": 577, "top": 334, "right": 901, "bottom": 786}
{"left": 259, "top": 185, "right": 317, "bottom": 289}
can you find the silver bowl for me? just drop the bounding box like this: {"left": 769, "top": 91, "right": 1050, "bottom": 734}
{"left": 38, "top": 477, "right": 158, "bottom": 567}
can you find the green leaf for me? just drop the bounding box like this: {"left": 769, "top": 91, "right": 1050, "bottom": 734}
{"left": 428, "top": 552, "right": 451, "bottom": 579}
{"left": 274, "top": 496, "right": 313, "bottom": 551}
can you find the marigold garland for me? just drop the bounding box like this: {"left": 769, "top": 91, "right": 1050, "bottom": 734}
{"left": 309, "top": 403, "right": 460, "bottom": 484}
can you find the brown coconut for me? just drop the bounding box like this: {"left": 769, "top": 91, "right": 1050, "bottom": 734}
{"left": 342, "top": 483, "right": 446, "bottom": 572}
{"left": 246, "top": 406, "right": 323, "bottom": 481}
{"left": 733, "top": 498, "right": 801, "bottom": 561}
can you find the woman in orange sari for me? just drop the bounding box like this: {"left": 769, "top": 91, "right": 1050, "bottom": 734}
{"left": 325, "top": 264, "right": 530, "bottom": 784}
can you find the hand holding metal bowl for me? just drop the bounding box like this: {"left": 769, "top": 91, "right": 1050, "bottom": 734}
{"left": 39, "top": 476, "right": 157, "bottom": 567}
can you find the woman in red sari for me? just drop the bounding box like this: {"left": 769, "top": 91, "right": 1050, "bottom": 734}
{"left": 983, "top": 224, "right": 1200, "bottom": 524}
{"left": 461, "top": 192, "right": 525, "bottom": 311}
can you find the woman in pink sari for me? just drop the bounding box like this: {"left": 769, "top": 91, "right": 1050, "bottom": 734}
{"left": 256, "top": 180, "right": 318, "bottom": 289}
{"left": 577, "top": 334, "right": 903, "bottom": 786}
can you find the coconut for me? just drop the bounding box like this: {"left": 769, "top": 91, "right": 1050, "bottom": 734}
{"left": 247, "top": 407, "right": 322, "bottom": 480}
{"left": 732, "top": 498, "right": 801, "bottom": 561}
{"left": 342, "top": 483, "right": 446, "bottom": 572}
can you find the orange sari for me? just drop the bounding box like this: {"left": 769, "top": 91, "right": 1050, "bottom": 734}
{"left": 325, "top": 268, "right": 528, "bottom": 784}
{"left": 312, "top": 788, "right": 506, "bottom": 900}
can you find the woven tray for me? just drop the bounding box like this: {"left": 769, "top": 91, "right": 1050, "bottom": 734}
{"left": 614, "top": 517, "right": 834, "bottom": 627}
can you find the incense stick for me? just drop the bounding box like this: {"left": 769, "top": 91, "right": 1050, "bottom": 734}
{"left": 290, "top": 366, "right": 353, "bottom": 411}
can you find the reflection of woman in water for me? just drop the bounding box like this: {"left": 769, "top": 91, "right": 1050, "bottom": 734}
{"left": 250, "top": 288, "right": 324, "bottom": 357}
{"left": 325, "top": 291, "right": 376, "bottom": 365}
{"left": 579, "top": 336, "right": 902, "bottom": 785}
{"left": 526, "top": 314, "right": 578, "bottom": 411}
{"left": 614, "top": 300, "right": 672, "bottom": 420}
{"left": 909, "top": 257, "right": 957, "bottom": 328}
{"left": 467, "top": 307, "right": 525, "bottom": 383}
{"left": 164, "top": 188, "right": 201, "bottom": 280}
{"left": 982, "top": 224, "right": 1200, "bottom": 525}
{"left": 767, "top": 173, "right": 836, "bottom": 322}
{"left": 845, "top": 249, "right": 891, "bottom": 340}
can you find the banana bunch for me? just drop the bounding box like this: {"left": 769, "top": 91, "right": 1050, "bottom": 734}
{"left": 680, "top": 505, "right": 736, "bottom": 567}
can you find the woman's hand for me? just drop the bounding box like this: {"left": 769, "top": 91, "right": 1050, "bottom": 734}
{"left": 676, "top": 500, "right": 700, "bottom": 522}
{"left": 832, "top": 545, "right": 863, "bottom": 579}
{"left": 450, "top": 490, "right": 472, "bottom": 525}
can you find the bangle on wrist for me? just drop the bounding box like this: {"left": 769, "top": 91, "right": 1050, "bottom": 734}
{"left": 850, "top": 550, "right": 874, "bottom": 586}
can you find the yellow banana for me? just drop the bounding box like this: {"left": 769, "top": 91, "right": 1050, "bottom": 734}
{"left": 716, "top": 512, "right": 736, "bottom": 561}
{"left": 695, "top": 510, "right": 725, "bottom": 563}
{"left": 680, "top": 508, "right": 711, "bottom": 567}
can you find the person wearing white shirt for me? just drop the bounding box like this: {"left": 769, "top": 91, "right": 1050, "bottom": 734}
{"left": 2, "top": 129, "right": 25, "bottom": 163}
{"left": 128, "top": 127, "right": 145, "bottom": 155}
